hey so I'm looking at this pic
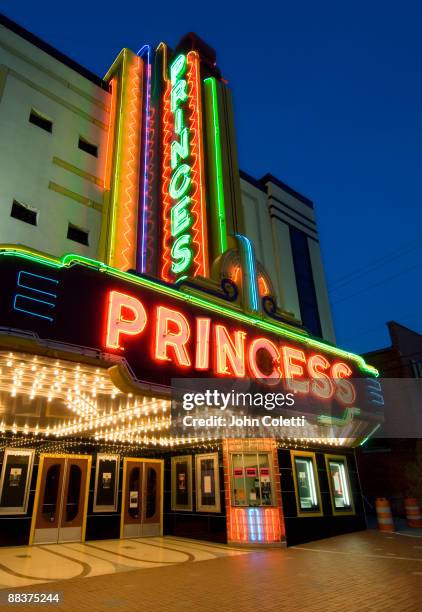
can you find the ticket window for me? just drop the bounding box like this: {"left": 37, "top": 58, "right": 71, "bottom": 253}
{"left": 291, "top": 451, "right": 322, "bottom": 517}
{"left": 325, "top": 455, "right": 355, "bottom": 515}
{"left": 231, "top": 453, "right": 274, "bottom": 507}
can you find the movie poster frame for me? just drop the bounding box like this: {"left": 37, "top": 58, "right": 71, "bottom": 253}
{"left": 171, "top": 455, "right": 193, "bottom": 512}
{"left": 195, "top": 452, "right": 221, "bottom": 513}
{"left": 93, "top": 453, "right": 120, "bottom": 513}
{"left": 0, "top": 448, "right": 35, "bottom": 515}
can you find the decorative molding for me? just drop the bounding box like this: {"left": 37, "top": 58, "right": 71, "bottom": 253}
{"left": 52, "top": 157, "right": 103, "bottom": 187}
{"left": 268, "top": 195, "right": 316, "bottom": 226}
{"left": 270, "top": 212, "right": 319, "bottom": 243}
{"left": 48, "top": 181, "right": 103, "bottom": 212}
{"left": 8, "top": 67, "right": 108, "bottom": 130}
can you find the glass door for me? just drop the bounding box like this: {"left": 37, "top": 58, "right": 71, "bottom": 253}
{"left": 121, "top": 459, "right": 143, "bottom": 538}
{"left": 59, "top": 457, "right": 90, "bottom": 542}
{"left": 121, "top": 459, "right": 163, "bottom": 538}
{"left": 30, "top": 455, "right": 91, "bottom": 545}
{"left": 142, "top": 462, "right": 162, "bottom": 536}
{"left": 31, "top": 456, "right": 65, "bottom": 544}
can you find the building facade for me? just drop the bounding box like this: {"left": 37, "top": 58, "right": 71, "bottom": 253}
{"left": 0, "top": 13, "right": 381, "bottom": 548}
{"left": 357, "top": 322, "right": 422, "bottom": 519}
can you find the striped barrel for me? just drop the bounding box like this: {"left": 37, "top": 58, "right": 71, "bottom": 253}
{"left": 375, "top": 497, "right": 394, "bottom": 532}
{"left": 404, "top": 498, "right": 422, "bottom": 528}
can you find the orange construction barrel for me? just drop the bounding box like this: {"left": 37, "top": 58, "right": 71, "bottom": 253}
{"left": 375, "top": 497, "right": 394, "bottom": 532}
{"left": 404, "top": 498, "right": 422, "bottom": 528}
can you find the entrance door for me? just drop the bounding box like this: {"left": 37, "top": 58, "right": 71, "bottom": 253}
{"left": 30, "top": 454, "right": 91, "bottom": 545}
{"left": 121, "top": 459, "right": 163, "bottom": 538}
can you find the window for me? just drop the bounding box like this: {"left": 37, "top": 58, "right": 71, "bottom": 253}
{"left": 29, "top": 109, "right": 53, "bottom": 133}
{"left": 231, "top": 452, "right": 274, "bottom": 507}
{"left": 411, "top": 361, "right": 422, "bottom": 378}
{"left": 67, "top": 223, "right": 89, "bottom": 246}
{"left": 10, "top": 200, "right": 38, "bottom": 226}
{"left": 145, "top": 467, "right": 157, "bottom": 519}
{"left": 289, "top": 226, "right": 322, "bottom": 337}
{"left": 325, "top": 455, "right": 354, "bottom": 515}
{"left": 78, "top": 136, "right": 98, "bottom": 157}
{"left": 291, "top": 450, "right": 322, "bottom": 516}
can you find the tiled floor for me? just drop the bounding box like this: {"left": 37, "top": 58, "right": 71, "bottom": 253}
{"left": 0, "top": 536, "right": 257, "bottom": 589}
{"left": 0, "top": 531, "right": 421, "bottom": 611}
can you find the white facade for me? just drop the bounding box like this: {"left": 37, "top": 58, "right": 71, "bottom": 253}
{"left": 0, "top": 19, "right": 110, "bottom": 259}
{"left": 240, "top": 173, "right": 336, "bottom": 343}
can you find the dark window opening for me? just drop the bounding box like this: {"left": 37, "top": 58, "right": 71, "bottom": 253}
{"left": 10, "top": 200, "right": 38, "bottom": 225}
{"left": 78, "top": 136, "right": 98, "bottom": 157}
{"left": 42, "top": 464, "right": 61, "bottom": 522}
{"left": 29, "top": 109, "right": 52, "bottom": 133}
{"left": 65, "top": 464, "right": 82, "bottom": 522}
{"left": 146, "top": 467, "right": 157, "bottom": 519}
{"left": 289, "top": 226, "right": 322, "bottom": 338}
{"left": 67, "top": 223, "right": 89, "bottom": 246}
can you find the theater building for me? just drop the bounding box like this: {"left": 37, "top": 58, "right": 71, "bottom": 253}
{"left": 0, "top": 13, "right": 382, "bottom": 548}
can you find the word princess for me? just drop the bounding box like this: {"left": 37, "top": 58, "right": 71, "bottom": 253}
{"left": 105, "top": 290, "right": 357, "bottom": 406}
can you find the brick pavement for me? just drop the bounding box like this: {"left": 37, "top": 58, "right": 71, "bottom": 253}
{"left": 0, "top": 531, "right": 421, "bottom": 612}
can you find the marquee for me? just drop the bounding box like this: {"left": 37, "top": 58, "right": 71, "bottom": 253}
{"left": 0, "top": 248, "right": 378, "bottom": 404}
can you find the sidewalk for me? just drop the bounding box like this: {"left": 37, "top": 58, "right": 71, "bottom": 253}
{"left": 0, "top": 530, "right": 421, "bottom": 611}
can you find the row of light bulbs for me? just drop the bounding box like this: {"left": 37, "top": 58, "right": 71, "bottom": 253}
{"left": 2, "top": 354, "right": 117, "bottom": 408}
{"left": 0, "top": 352, "right": 175, "bottom": 443}
{"left": 0, "top": 352, "right": 348, "bottom": 448}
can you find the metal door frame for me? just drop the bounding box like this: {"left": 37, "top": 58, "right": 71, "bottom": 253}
{"left": 29, "top": 454, "right": 91, "bottom": 545}
{"left": 120, "top": 458, "right": 164, "bottom": 539}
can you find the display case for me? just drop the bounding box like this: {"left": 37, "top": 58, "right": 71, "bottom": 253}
{"left": 325, "top": 454, "right": 355, "bottom": 515}
{"left": 171, "top": 455, "right": 193, "bottom": 511}
{"left": 195, "top": 453, "right": 220, "bottom": 513}
{"left": 93, "top": 454, "right": 120, "bottom": 513}
{"left": 0, "top": 448, "right": 35, "bottom": 515}
{"left": 290, "top": 450, "right": 322, "bottom": 517}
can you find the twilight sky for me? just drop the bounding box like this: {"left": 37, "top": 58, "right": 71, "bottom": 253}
{"left": 2, "top": 0, "right": 422, "bottom": 355}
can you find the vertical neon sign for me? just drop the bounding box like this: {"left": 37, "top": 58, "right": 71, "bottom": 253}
{"left": 137, "top": 45, "right": 152, "bottom": 275}
{"left": 161, "top": 52, "right": 209, "bottom": 282}
{"left": 103, "top": 50, "right": 143, "bottom": 271}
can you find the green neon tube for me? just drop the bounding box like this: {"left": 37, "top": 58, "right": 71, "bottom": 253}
{"left": 204, "top": 77, "right": 227, "bottom": 255}
{"left": 0, "top": 246, "right": 378, "bottom": 377}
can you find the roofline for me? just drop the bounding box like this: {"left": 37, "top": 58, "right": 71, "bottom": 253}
{"left": 239, "top": 169, "right": 314, "bottom": 208}
{"left": 363, "top": 346, "right": 393, "bottom": 357}
{"left": 260, "top": 173, "right": 314, "bottom": 208}
{"left": 387, "top": 320, "right": 422, "bottom": 341}
{"left": 239, "top": 169, "right": 266, "bottom": 193}
{"left": 0, "top": 12, "right": 109, "bottom": 91}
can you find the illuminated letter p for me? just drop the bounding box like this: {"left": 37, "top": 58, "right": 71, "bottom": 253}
{"left": 105, "top": 290, "right": 147, "bottom": 349}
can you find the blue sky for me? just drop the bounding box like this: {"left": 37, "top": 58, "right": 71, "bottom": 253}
{"left": 2, "top": 0, "right": 422, "bottom": 355}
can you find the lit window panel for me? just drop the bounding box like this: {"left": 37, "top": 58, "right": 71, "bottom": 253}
{"left": 291, "top": 450, "right": 322, "bottom": 517}
{"left": 325, "top": 454, "right": 355, "bottom": 515}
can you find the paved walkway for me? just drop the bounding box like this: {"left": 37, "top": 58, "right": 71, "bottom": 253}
{"left": 0, "top": 531, "right": 421, "bottom": 611}
{"left": 0, "top": 537, "right": 257, "bottom": 589}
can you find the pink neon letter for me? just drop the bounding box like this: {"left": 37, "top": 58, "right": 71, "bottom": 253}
{"left": 155, "top": 306, "right": 191, "bottom": 367}
{"left": 331, "top": 362, "right": 356, "bottom": 406}
{"left": 214, "top": 325, "right": 246, "bottom": 377}
{"left": 248, "top": 337, "right": 281, "bottom": 385}
{"left": 105, "top": 290, "right": 147, "bottom": 349}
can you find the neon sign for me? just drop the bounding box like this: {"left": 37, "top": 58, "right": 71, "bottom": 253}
{"left": 0, "top": 247, "right": 380, "bottom": 416}
{"left": 161, "top": 52, "right": 209, "bottom": 282}
{"left": 104, "top": 289, "right": 357, "bottom": 405}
